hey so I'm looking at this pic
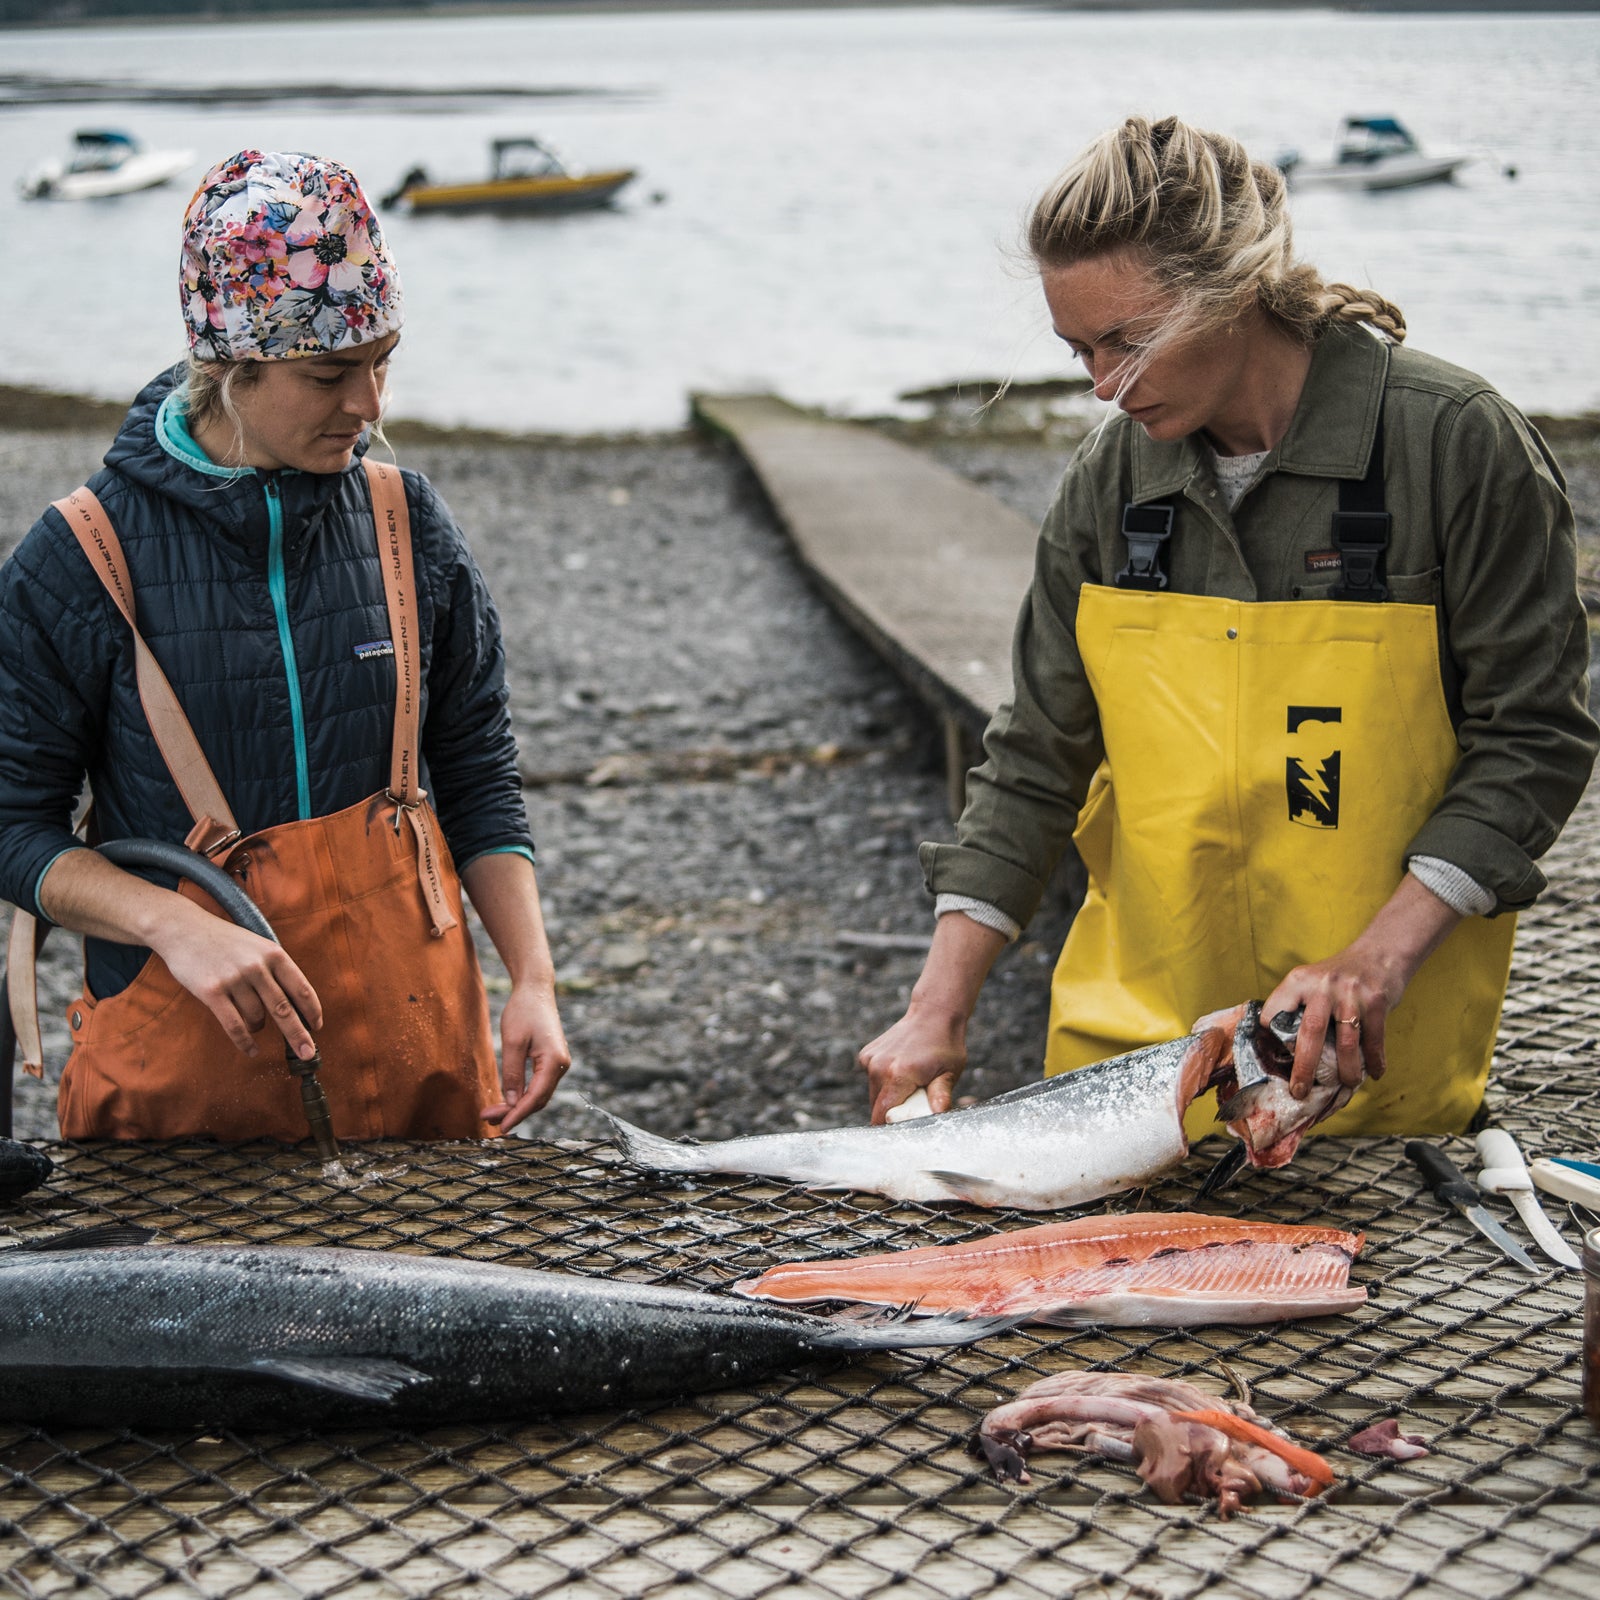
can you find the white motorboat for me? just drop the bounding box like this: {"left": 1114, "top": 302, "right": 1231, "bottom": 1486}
{"left": 20, "top": 130, "right": 194, "bottom": 201}
{"left": 1278, "top": 117, "right": 1468, "bottom": 193}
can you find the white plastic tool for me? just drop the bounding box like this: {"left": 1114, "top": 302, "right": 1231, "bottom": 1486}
{"left": 1530, "top": 1156, "right": 1600, "bottom": 1214}
{"left": 1474, "top": 1127, "right": 1581, "bottom": 1269}
{"left": 885, "top": 1087, "right": 934, "bottom": 1124}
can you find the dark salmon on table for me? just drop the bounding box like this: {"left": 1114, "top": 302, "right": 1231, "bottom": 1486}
{"left": 0, "top": 1235, "right": 1012, "bottom": 1429}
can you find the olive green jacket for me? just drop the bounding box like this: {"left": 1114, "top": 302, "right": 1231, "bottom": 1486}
{"left": 922, "top": 324, "right": 1598, "bottom": 924}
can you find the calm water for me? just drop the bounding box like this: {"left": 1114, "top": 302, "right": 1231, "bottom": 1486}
{"left": 3, "top": 6, "right": 1598, "bottom": 432}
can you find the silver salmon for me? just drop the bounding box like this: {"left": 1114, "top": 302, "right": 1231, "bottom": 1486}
{"left": 601, "top": 1002, "right": 1349, "bottom": 1210}
{"left": 599, "top": 1027, "right": 1232, "bottom": 1209}
{"left": 0, "top": 1232, "right": 1013, "bottom": 1429}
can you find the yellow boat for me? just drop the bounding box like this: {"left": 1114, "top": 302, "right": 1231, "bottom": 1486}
{"left": 384, "top": 139, "right": 635, "bottom": 215}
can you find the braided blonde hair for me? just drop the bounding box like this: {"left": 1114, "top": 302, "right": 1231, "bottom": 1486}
{"left": 1028, "top": 116, "right": 1406, "bottom": 356}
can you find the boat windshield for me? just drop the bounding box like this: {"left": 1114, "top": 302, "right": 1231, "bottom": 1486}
{"left": 491, "top": 139, "right": 569, "bottom": 181}
{"left": 68, "top": 130, "right": 137, "bottom": 173}
{"left": 1336, "top": 117, "right": 1419, "bottom": 165}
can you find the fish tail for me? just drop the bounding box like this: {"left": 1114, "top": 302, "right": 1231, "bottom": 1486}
{"left": 592, "top": 1104, "right": 708, "bottom": 1174}
{"left": 810, "top": 1309, "right": 1022, "bottom": 1351}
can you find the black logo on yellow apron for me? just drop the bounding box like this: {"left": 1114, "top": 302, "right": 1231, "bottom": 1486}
{"left": 1287, "top": 706, "right": 1341, "bottom": 829}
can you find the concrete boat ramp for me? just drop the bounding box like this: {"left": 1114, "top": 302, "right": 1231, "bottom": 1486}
{"left": 693, "top": 393, "right": 1039, "bottom": 812}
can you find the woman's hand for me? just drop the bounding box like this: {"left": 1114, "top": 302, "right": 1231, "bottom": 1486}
{"left": 481, "top": 979, "right": 571, "bottom": 1134}
{"left": 857, "top": 912, "right": 1007, "bottom": 1125}
{"left": 858, "top": 1004, "right": 967, "bottom": 1126}
{"left": 153, "top": 908, "right": 323, "bottom": 1060}
{"left": 39, "top": 848, "right": 323, "bottom": 1060}
{"left": 1264, "top": 872, "right": 1465, "bottom": 1099}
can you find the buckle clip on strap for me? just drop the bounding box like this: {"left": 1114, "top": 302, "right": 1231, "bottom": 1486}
{"left": 1331, "top": 510, "right": 1390, "bottom": 602}
{"left": 1115, "top": 502, "right": 1174, "bottom": 591}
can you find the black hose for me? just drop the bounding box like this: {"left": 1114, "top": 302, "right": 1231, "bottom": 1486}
{"left": 1, "top": 838, "right": 279, "bottom": 1137}
{"left": 94, "top": 838, "right": 276, "bottom": 942}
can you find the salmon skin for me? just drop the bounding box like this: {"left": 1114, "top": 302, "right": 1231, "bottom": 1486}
{"left": 975, "top": 1370, "right": 1335, "bottom": 1518}
{"left": 0, "top": 1233, "right": 1017, "bottom": 1429}
{"left": 737, "top": 1212, "right": 1366, "bottom": 1327}
{"left": 598, "top": 1027, "right": 1231, "bottom": 1209}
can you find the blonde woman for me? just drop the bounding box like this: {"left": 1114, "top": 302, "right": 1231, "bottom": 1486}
{"left": 861, "top": 116, "right": 1596, "bottom": 1138}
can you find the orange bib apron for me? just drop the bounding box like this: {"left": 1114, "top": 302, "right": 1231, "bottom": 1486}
{"left": 39, "top": 461, "right": 499, "bottom": 1142}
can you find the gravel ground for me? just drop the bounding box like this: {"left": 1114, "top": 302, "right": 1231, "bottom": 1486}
{"left": 2, "top": 419, "right": 1595, "bottom": 1145}
{"left": 0, "top": 424, "right": 1081, "bottom": 1144}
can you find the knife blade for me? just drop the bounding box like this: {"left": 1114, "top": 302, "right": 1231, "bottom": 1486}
{"left": 1473, "top": 1127, "right": 1580, "bottom": 1270}
{"left": 1404, "top": 1140, "right": 1540, "bottom": 1273}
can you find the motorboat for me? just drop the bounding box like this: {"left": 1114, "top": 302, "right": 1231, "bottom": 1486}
{"left": 1277, "top": 118, "right": 1468, "bottom": 192}
{"left": 20, "top": 130, "right": 194, "bottom": 201}
{"left": 382, "top": 138, "right": 635, "bottom": 215}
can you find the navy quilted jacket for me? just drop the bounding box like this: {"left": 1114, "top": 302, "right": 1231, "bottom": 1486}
{"left": 0, "top": 367, "right": 533, "bottom": 1000}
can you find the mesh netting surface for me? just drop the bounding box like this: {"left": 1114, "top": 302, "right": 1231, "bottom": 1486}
{"left": 4, "top": 799, "right": 1600, "bottom": 1598}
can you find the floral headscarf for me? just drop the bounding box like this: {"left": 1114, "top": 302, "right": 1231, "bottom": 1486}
{"left": 180, "top": 151, "right": 403, "bottom": 361}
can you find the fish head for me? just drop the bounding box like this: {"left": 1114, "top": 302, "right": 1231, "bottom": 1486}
{"left": 1204, "top": 1004, "right": 1354, "bottom": 1169}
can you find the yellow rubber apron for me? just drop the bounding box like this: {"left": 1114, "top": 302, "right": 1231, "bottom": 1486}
{"left": 1045, "top": 584, "right": 1517, "bottom": 1138}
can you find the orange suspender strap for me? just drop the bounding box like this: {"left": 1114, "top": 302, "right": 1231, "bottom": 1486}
{"left": 7, "top": 491, "right": 247, "bottom": 1077}
{"left": 363, "top": 460, "right": 457, "bottom": 937}
{"left": 51, "top": 489, "right": 242, "bottom": 858}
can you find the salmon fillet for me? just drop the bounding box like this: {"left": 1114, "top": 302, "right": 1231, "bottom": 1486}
{"left": 736, "top": 1212, "right": 1366, "bottom": 1327}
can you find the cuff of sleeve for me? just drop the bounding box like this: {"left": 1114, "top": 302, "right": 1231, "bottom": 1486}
{"left": 919, "top": 840, "right": 1044, "bottom": 929}
{"left": 1405, "top": 814, "right": 1545, "bottom": 914}
{"left": 1408, "top": 856, "right": 1495, "bottom": 918}
{"left": 458, "top": 843, "right": 536, "bottom": 872}
{"left": 31, "top": 843, "right": 90, "bottom": 926}
{"left": 934, "top": 894, "right": 1022, "bottom": 943}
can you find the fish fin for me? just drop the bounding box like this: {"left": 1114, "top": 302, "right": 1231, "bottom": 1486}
{"left": 587, "top": 1100, "right": 704, "bottom": 1174}
{"left": 248, "top": 1356, "right": 430, "bottom": 1403}
{"left": 809, "top": 1309, "right": 1023, "bottom": 1351}
{"left": 922, "top": 1170, "right": 1010, "bottom": 1206}
{"left": 1030, "top": 1305, "right": 1095, "bottom": 1328}
{"left": 0, "top": 1222, "right": 157, "bottom": 1262}
{"left": 829, "top": 1299, "right": 924, "bottom": 1325}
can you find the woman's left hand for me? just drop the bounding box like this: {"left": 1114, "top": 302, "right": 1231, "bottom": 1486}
{"left": 1263, "top": 872, "right": 1465, "bottom": 1100}
{"left": 481, "top": 980, "right": 572, "bottom": 1134}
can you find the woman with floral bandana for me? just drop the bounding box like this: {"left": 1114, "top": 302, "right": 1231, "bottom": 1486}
{"left": 0, "top": 151, "right": 569, "bottom": 1142}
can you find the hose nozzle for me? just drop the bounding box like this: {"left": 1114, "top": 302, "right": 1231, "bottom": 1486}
{"left": 286, "top": 1048, "right": 341, "bottom": 1163}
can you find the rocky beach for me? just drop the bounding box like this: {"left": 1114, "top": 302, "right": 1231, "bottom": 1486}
{"left": 2, "top": 397, "right": 1596, "bottom": 1145}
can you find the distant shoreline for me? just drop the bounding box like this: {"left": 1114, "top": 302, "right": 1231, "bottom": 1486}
{"left": 5, "top": 1, "right": 1600, "bottom": 37}
{"left": 5, "top": 379, "right": 1596, "bottom": 445}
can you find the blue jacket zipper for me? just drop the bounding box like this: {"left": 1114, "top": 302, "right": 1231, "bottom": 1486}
{"left": 264, "top": 477, "right": 313, "bottom": 819}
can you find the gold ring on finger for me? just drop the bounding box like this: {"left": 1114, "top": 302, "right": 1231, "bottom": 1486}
{"left": 1336, "top": 1015, "right": 1361, "bottom": 1029}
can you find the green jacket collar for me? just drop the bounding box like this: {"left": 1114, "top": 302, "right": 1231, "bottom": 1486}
{"left": 1129, "top": 322, "right": 1392, "bottom": 503}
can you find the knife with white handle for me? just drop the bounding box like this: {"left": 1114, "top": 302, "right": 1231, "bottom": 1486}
{"left": 1474, "top": 1127, "right": 1581, "bottom": 1270}
{"left": 1530, "top": 1156, "right": 1600, "bottom": 1214}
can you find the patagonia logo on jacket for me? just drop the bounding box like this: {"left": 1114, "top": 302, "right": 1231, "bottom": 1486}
{"left": 354, "top": 639, "right": 395, "bottom": 661}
